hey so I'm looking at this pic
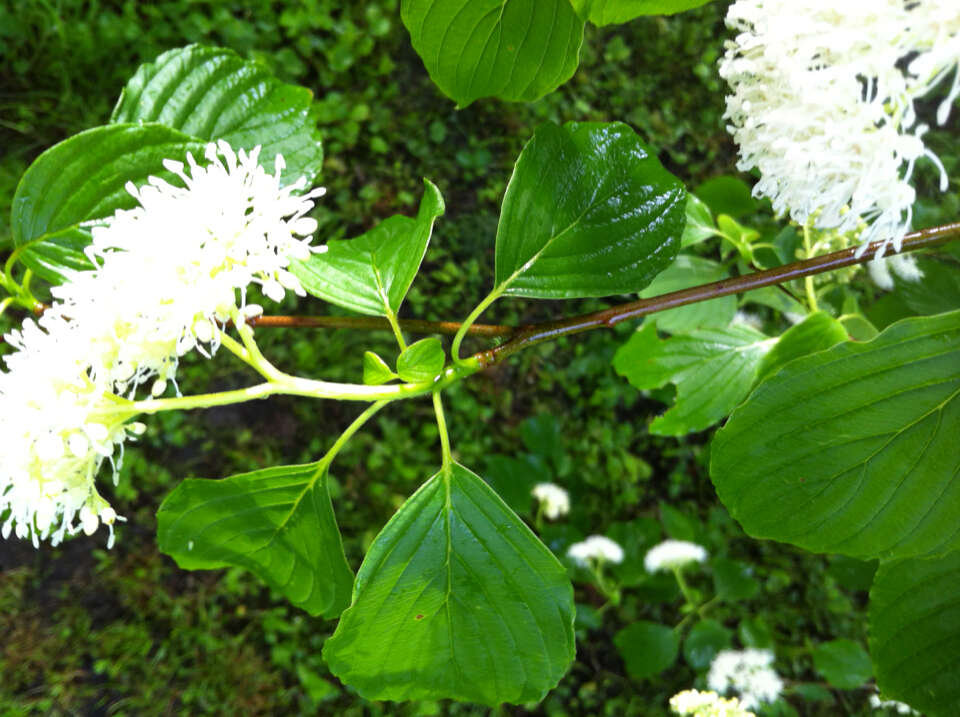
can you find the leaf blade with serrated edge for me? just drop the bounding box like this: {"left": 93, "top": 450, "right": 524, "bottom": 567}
{"left": 323, "top": 462, "right": 575, "bottom": 705}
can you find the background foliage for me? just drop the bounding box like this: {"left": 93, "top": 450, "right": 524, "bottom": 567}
{"left": 1, "top": 0, "right": 954, "bottom": 714}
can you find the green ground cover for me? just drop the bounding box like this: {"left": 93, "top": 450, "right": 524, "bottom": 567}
{"left": 0, "top": 1, "right": 908, "bottom": 714}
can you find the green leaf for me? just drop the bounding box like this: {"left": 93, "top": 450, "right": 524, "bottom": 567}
{"left": 811, "top": 639, "right": 873, "bottom": 689}
{"left": 11, "top": 124, "right": 204, "bottom": 283}
{"left": 571, "top": 0, "right": 714, "bottom": 24}
{"left": 362, "top": 351, "right": 397, "bottom": 385}
{"left": 756, "top": 312, "right": 848, "bottom": 381}
{"left": 680, "top": 194, "right": 716, "bottom": 248}
{"left": 157, "top": 463, "right": 354, "bottom": 618}
{"left": 614, "top": 621, "right": 679, "bottom": 679}
{"left": 694, "top": 175, "right": 757, "bottom": 218}
{"left": 893, "top": 256, "right": 960, "bottom": 316}
{"left": 520, "top": 414, "right": 564, "bottom": 463}
{"left": 396, "top": 337, "right": 445, "bottom": 383}
{"left": 291, "top": 179, "right": 444, "bottom": 316}
{"left": 400, "top": 0, "right": 585, "bottom": 106}
{"left": 111, "top": 44, "right": 323, "bottom": 186}
{"left": 712, "top": 557, "right": 760, "bottom": 601}
{"left": 638, "top": 255, "right": 736, "bottom": 333}
{"left": 870, "top": 550, "right": 960, "bottom": 715}
{"left": 738, "top": 617, "right": 774, "bottom": 649}
{"left": 683, "top": 619, "right": 732, "bottom": 671}
{"left": 613, "top": 321, "right": 775, "bottom": 436}
{"left": 323, "top": 463, "right": 575, "bottom": 705}
{"left": 716, "top": 214, "right": 759, "bottom": 262}
{"left": 494, "top": 121, "right": 685, "bottom": 299}
{"left": 711, "top": 311, "right": 960, "bottom": 560}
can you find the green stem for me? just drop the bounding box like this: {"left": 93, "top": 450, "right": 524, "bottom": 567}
{"left": 432, "top": 390, "right": 453, "bottom": 468}
{"left": 386, "top": 310, "right": 408, "bottom": 351}
{"left": 451, "top": 285, "right": 505, "bottom": 366}
{"left": 673, "top": 566, "right": 698, "bottom": 610}
{"left": 317, "top": 400, "right": 389, "bottom": 471}
{"left": 98, "top": 359, "right": 482, "bottom": 416}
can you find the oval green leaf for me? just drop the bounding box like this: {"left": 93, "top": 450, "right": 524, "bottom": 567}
{"left": 811, "top": 639, "right": 872, "bottom": 689}
{"left": 613, "top": 620, "right": 679, "bottom": 679}
{"left": 323, "top": 463, "right": 575, "bottom": 705}
{"left": 11, "top": 124, "right": 204, "bottom": 283}
{"left": 111, "top": 44, "right": 323, "bottom": 186}
{"left": 396, "top": 337, "right": 445, "bottom": 383}
{"left": 291, "top": 179, "right": 444, "bottom": 317}
{"left": 157, "top": 463, "right": 354, "bottom": 618}
{"left": 711, "top": 311, "right": 960, "bottom": 560}
{"left": 363, "top": 351, "right": 397, "bottom": 385}
{"left": 683, "top": 619, "right": 732, "bottom": 671}
{"left": 495, "top": 121, "right": 686, "bottom": 299}
{"left": 400, "top": 0, "right": 585, "bottom": 106}
{"left": 870, "top": 550, "right": 960, "bottom": 715}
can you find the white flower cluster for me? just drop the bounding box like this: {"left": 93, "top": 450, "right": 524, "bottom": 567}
{"left": 670, "top": 689, "right": 756, "bottom": 717}
{"left": 567, "top": 535, "right": 624, "bottom": 567}
{"left": 1, "top": 141, "right": 325, "bottom": 548}
{"left": 719, "top": 1, "right": 960, "bottom": 257}
{"left": 707, "top": 649, "right": 784, "bottom": 710}
{"left": 644, "top": 539, "right": 708, "bottom": 573}
{"left": 869, "top": 694, "right": 919, "bottom": 715}
{"left": 532, "top": 482, "right": 570, "bottom": 519}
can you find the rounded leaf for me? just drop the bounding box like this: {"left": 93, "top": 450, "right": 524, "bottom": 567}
{"left": 614, "top": 620, "right": 679, "bottom": 679}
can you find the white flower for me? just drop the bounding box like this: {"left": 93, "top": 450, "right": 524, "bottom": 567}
{"left": 567, "top": 535, "right": 625, "bottom": 566}
{"left": 719, "top": 1, "right": 959, "bottom": 257}
{"left": 532, "top": 482, "right": 570, "bottom": 519}
{"left": 1, "top": 141, "right": 325, "bottom": 547}
{"left": 707, "top": 649, "right": 784, "bottom": 710}
{"left": 868, "top": 253, "right": 925, "bottom": 291}
{"left": 869, "top": 694, "right": 919, "bottom": 715}
{"left": 644, "top": 539, "right": 708, "bottom": 573}
{"left": 670, "top": 689, "right": 756, "bottom": 717}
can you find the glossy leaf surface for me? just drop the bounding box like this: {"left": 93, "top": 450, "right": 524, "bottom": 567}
{"left": 711, "top": 311, "right": 960, "bottom": 560}
{"left": 292, "top": 180, "right": 444, "bottom": 316}
{"left": 157, "top": 463, "right": 354, "bottom": 618}
{"left": 495, "top": 121, "right": 685, "bottom": 299}
{"left": 324, "top": 463, "right": 575, "bottom": 705}
{"left": 396, "top": 337, "right": 445, "bottom": 383}
{"left": 111, "top": 44, "right": 323, "bottom": 185}
{"left": 11, "top": 124, "right": 203, "bottom": 283}
{"left": 401, "top": 0, "right": 584, "bottom": 106}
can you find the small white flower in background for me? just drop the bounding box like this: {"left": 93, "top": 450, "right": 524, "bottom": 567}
{"left": 729, "top": 311, "right": 764, "bottom": 332}
{"left": 670, "top": 689, "right": 756, "bottom": 717}
{"left": 644, "top": 539, "right": 708, "bottom": 573}
{"left": 869, "top": 694, "right": 919, "bottom": 715}
{"left": 567, "top": 535, "right": 624, "bottom": 567}
{"left": 531, "top": 482, "right": 570, "bottom": 519}
{"left": 0, "top": 141, "right": 325, "bottom": 548}
{"left": 719, "top": 1, "right": 960, "bottom": 260}
{"left": 707, "top": 648, "right": 784, "bottom": 710}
